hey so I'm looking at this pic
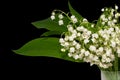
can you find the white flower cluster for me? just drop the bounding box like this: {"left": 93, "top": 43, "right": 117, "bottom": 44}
{"left": 71, "top": 15, "right": 78, "bottom": 23}
{"left": 51, "top": 11, "right": 64, "bottom": 25}
{"left": 51, "top": 6, "right": 120, "bottom": 69}
{"left": 50, "top": 10, "right": 79, "bottom": 25}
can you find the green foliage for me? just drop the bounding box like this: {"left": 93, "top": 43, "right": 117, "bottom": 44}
{"left": 12, "top": 1, "right": 120, "bottom": 69}
{"left": 31, "top": 18, "right": 67, "bottom": 33}
{"left": 13, "top": 2, "right": 83, "bottom": 61}
{"left": 13, "top": 38, "right": 61, "bottom": 57}
{"left": 68, "top": 1, "right": 83, "bottom": 21}
{"left": 13, "top": 38, "right": 82, "bottom": 62}
{"left": 41, "top": 31, "right": 61, "bottom": 37}
{"left": 12, "top": 1, "right": 85, "bottom": 63}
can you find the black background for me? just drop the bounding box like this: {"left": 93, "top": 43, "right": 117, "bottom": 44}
{"left": 0, "top": 0, "right": 120, "bottom": 79}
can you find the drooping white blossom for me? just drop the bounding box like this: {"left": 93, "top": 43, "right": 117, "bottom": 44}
{"left": 101, "top": 8, "right": 104, "bottom": 12}
{"left": 71, "top": 15, "right": 78, "bottom": 23}
{"left": 89, "top": 45, "right": 96, "bottom": 52}
{"left": 57, "top": 5, "right": 120, "bottom": 69}
{"left": 58, "top": 20, "right": 64, "bottom": 25}
{"left": 115, "top": 5, "right": 118, "bottom": 10}
{"left": 61, "top": 48, "right": 66, "bottom": 52}
{"left": 58, "top": 14, "right": 63, "bottom": 19}
{"left": 69, "top": 47, "right": 75, "bottom": 53}
{"left": 51, "top": 15, "right": 55, "bottom": 20}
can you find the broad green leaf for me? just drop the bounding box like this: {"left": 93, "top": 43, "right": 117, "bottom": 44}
{"left": 13, "top": 37, "right": 81, "bottom": 62}
{"left": 41, "top": 31, "right": 61, "bottom": 37}
{"left": 32, "top": 18, "right": 67, "bottom": 32}
{"left": 32, "top": 13, "right": 70, "bottom": 35}
{"left": 68, "top": 1, "right": 83, "bottom": 20}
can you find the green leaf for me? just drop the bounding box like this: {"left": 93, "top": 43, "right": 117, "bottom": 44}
{"left": 96, "top": 11, "right": 107, "bottom": 29}
{"left": 32, "top": 18, "right": 67, "bottom": 32}
{"left": 13, "top": 38, "right": 61, "bottom": 57}
{"left": 117, "top": 57, "right": 120, "bottom": 70}
{"left": 13, "top": 37, "right": 81, "bottom": 62}
{"left": 31, "top": 13, "right": 70, "bottom": 35}
{"left": 68, "top": 1, "right": 83, "bottom": 20}
{"left": 41, "top": 31, "right": 61, "bottom": 37}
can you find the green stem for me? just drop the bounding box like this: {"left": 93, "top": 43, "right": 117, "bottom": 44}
{"left": 54, "top": 9, "right": 71, "bottom": 21}
{"left": 114, "top": 52, "right": 118, "bottom": 80}
{"left": 114, "top": 52, "right": 118, "bottom": 71}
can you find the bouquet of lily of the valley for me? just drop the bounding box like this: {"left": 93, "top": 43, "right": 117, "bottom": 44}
{"left": 13, "top": 2, "right": 120, "bottom": 72}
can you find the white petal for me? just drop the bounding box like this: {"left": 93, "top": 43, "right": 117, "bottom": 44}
{"left": 58, "top": 14, "right": 63, "bottom": 19}
{"left": 69, "top": 47, "right": 75, "bottom": 53}
{"left": 58, "top": 20, "right": 64, "bottom": 25}
{"left": 51, "top": 15, "right": 55, "bottom": 20}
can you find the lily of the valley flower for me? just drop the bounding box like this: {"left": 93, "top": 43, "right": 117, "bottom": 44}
{"left": 51, "top": 5, "right": 120, "bottom": 69}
